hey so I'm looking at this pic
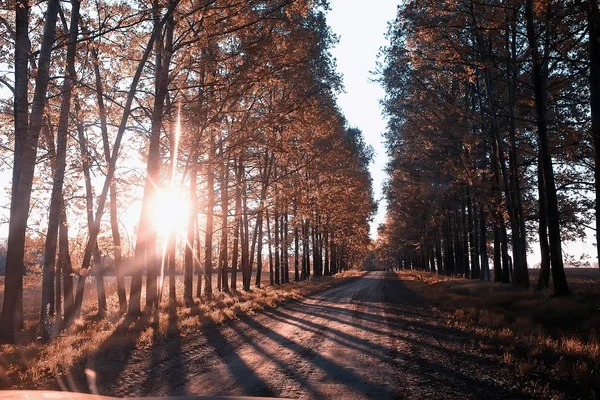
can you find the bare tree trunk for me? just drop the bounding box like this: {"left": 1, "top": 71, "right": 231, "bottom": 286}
{"left": 1, "top": 0, "right": 59, "bottom": 342}
{"left": 468, "top": 195, "right": 480, "bottom": 279}
{"left": 59, "top": 204, "right": 74, "bottom": 323}
{"left": 204, "top": 130, "right": 215, "bottom": 298}
{"left": 479, "top": 209, "right": 490, "bottom": 281}
{"left": 536, "top": 158, "right": 551, "bottom": 289}
{"left": 280, "top": 214, "right": 286, "bottom": 281}
{"left": 274, "top": 207, "right": 280, "bottom": 285}
{"left": 231, "top": 159, "right": 241, "bottom": 291}
{"left": 294, "top": 202, "right": 300, "bottom": 281}
{"left": 311, "top": 223, "right": 319, "bottom": 277}
{"left": 241, "top": 162, "right": 251, "bottom": 291}
{"left": 266, "top": 208, "right": 274, "bottom": 286}
{"left": 434, "top": 229, "right": 442, "bottom": 274}
{"left": 142, "top": 4, "right": 175, "bottom": 310}
{"left": 525, "top": 0, "right": 570, "bottom": 296}
{"left": 168, "top": 230, "right": 177, "bottom": 303}
{"left": 304, "top": 220, "right": 311, "bottom": 278}
{"left": 284, "top": 212, "right": 289, "bottom": 283}
{"left": 196, "top": 212, "right": 202, "bottom": 299}
{"left": 75, "top": 104, "right": 107, "bottom": 316}
{"left": 41, "top": 0, "right": 80, "bottom": 324}
{"left": 219, "top": 152, "right": 230, "bottom": 293}
{"left": 255, "top": 212, "right": 263, "bottom": 287}
{"left": 184, "top": 163, "right": 197, "bottom": 305}
{"left": 92, "top": 45, "right": 127, "bottom": 314}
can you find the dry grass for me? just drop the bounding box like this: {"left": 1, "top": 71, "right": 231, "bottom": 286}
{"left": 0, "top": 270, "right": 363, "bottom": 389}
{"left": 399, "top": 268, "right": 600, "bottom": 397}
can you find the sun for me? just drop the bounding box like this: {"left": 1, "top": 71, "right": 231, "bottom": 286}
{"left": 152, "top": 187, "right": 190, "bottom": 236}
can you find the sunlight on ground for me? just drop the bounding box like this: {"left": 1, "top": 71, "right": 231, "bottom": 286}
{"left": 0, "top": 271, "right": 364, "bottom": 389}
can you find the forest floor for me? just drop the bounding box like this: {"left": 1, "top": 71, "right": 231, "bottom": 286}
{"left": 400, "top": 268, "right": 600, "bottom": 399}
{"left": 0, "top": 270, "right": 363, "bottom": 390}
{"left": 4, "top": 270, "right": 580, "bottom": 399}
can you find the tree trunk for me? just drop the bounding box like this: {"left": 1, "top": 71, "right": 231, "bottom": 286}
{"left": 479, "top": 209, "right": 490, "bottom": 281}
{"left": 1, "top": 0, "right": 59, "bottom": 342}
{"left": 435, "top": 228, "right": 443, "bottom": 274}
{"left": 196, "top": 212, "right": 202, "bottom": 299}
{"left": 468, "top": 196, "right": 480, "bottom": 279}
{"left": 142, "top": 5, "right": 175, "bottom": 310}
{"left": 219, "top": 153, "right": 230, "bottom": 293}
{"left": 231, "top": 159, "right": 241, "bottom": 291}
{"left": 168, "top": 230, "right": 177, "bottom": 303}
{"left": 266, "top": 208, "right": 274, "bottom": 286}
{"left": 282, "top": 214, "right": 288, "bottom": 282}
{"left": 204, "top": 130, "right": 215, "bottom": 299}
{"left": 92, "top": 45, "right": 126, "bottom": 314}
{"left": 241, "top": 163, "right": 251, "bottom": 291}
{"left": 526, "top": 0, "right": 570, "bottom": 296}
{"left": 41, "top": 0, "right": 80, "bottom": 324}
{"left": 184, "top": 163, "right": 197, "bottom": 305}
{"left": 75, "top": 104, "right": 107, "bottom": 316}
{"left": 60, "top": 204, "right": 74, "bottom": 323}
{"left": 331, "top": 231, "right": 338, "bottom": 275}
{"left": 324, "top": 222, "right": 330, "bottom": 276}
{"left": 255, "top": 212, "right": 263, "bottom": 287}
{"left": 536, "top": 158, "right": 551, "bottom": 289}
{"left": 294, "top": 219, "right": 300, "bottom": 281}
{"left": 274, "top": 207, "right": 280, "bottom": 285}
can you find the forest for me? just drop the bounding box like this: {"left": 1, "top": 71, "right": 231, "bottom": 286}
{"left": 0, "top": 0, "right": 375, "bottom": 344}
{"left": 377, "top": 0, "right": 600, "bottom": 295}
{"left": 2, "top": 0, "right": 600, "bottom": 397}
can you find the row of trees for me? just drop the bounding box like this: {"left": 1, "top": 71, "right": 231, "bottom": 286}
{"left": 0, "top": 0, "right": 375, "bottom": 342}
{"left": 377, "top": 0, "right": 598, "bottom": 296}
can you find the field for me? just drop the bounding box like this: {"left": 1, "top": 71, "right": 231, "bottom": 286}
{"left": 0, "top": 269, "right": 363, "bottom": 389}
{"left": 0, "top": 271, "right": 277, "bottom": 334}
{"left": 399, "top": 267, "right": 600, "bottom": 396}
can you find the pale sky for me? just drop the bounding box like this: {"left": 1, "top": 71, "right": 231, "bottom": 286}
{"left": 326, "top": 0, "right": 399, "bottom": 239}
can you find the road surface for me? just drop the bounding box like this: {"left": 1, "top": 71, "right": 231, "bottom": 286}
{"left": 62, "top": 271, "right": 537, "bottom": 399}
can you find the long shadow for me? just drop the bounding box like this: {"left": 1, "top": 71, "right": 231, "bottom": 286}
{"left": 190, "top": 304, "right": 275, "bottom": 397}
{"left": 59, "top": 313, "right": 150, "bottom": 395}
{"left": 276, "top": 301, "right": 478, "bottom": 353}
{"left": 238, "top": 313, "right": 399, "bottom": 398}
{"left": 265, "top": 305, "right": 506, "bottom": 373}
{"left": 262, "top": 308, "right": 393, "bottom": 361}
{"left": 227, "top": 319, "right": 324, "bottom": 398}
{"left": 141, "top": 306, "right": 187, "bottom": 396}
{"left": 261, "top": 277, "right": 533, "bottom": 398}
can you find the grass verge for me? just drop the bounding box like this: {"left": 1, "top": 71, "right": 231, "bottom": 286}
{"left": 397, "top": 269, "right": 600, "bottom": 398}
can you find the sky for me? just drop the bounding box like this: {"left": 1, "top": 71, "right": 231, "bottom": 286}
{"left": 326, "top": 0, "right": 399, "bottom": 239}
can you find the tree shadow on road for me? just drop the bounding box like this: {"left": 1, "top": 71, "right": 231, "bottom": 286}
{"left": 58, "top": 313, "right": 150, "bottom": 395}
{"left": 191, "top": 303, "right": 275, "bottom": 397}
{"left": 141, "top": 305, "right": 187, "bottom": 396}
{"left": 237, "top": 313, "right": 400, "bottom": 398}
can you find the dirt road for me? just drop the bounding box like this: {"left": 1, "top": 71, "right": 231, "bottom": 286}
{"left": 62, "top": 271, "right": 537, "bottom": 399}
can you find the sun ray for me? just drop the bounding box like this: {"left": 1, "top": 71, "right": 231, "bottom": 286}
{"left": 157, "top": 103, "right": 183, "bottom": 305}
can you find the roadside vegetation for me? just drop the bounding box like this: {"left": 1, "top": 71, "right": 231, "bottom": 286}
{"left": 376, "top": 1, "right": 600, "bottom": 396}
{"left": 398, "top": 269, "right": 600, "bottom": 397}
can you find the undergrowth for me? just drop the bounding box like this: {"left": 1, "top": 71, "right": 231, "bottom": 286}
{"left": 399, "top": 269, "right": 600, "bottom": 398}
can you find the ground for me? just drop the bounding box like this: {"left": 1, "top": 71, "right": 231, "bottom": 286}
{"left": 20, "top": 271, "right": 565, "bottom": 399}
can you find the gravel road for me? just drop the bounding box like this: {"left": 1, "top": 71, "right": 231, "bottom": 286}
{"left": 62, "top": 271, "right": 538, "bottom": 399}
